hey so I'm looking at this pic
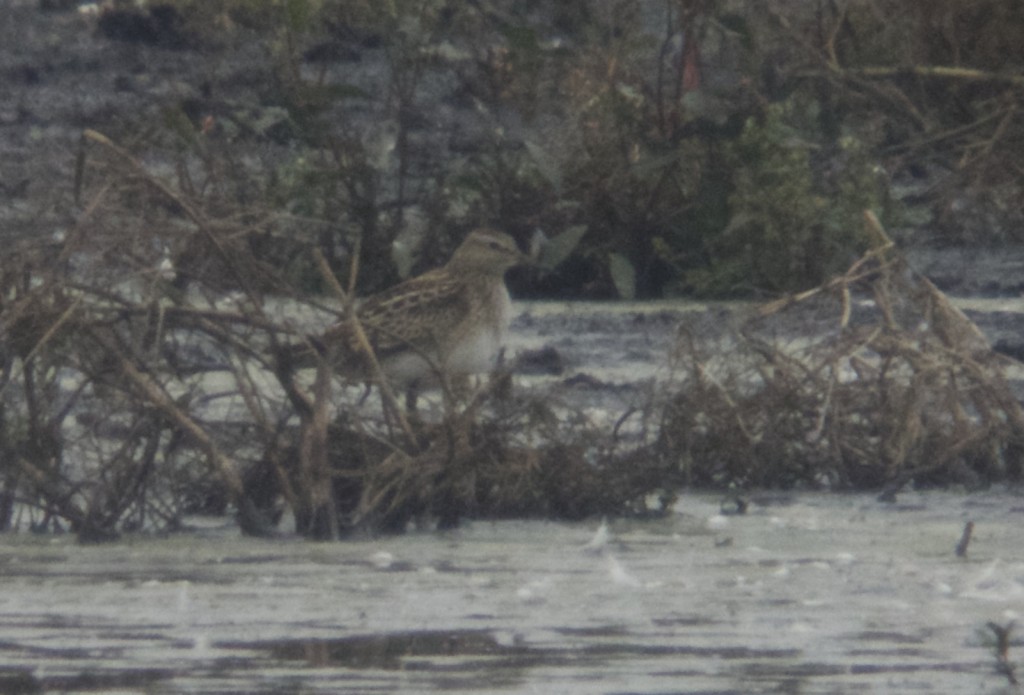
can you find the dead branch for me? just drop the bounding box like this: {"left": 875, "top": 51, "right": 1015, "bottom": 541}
{"left": 662, "top": 210, "right": 1024, "bottom": 489}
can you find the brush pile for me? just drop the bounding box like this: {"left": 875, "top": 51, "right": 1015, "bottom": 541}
{"left": 0, "top": 131, "right": 670, "bottom": 540}
{"left": 658, "top": 213, "right": 1024, "bottom": 492}
{"left": 2, "top": 132, "right": 1021, "bottom": 542}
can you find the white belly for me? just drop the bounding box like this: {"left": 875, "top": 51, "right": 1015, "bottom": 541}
{"left": 447, "top": 284, "right": 511, "bottom": 373}
{"left": 383, "top": 285, "right": 512, "bottom": 386}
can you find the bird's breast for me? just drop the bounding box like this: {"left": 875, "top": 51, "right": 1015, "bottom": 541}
{"left": 446, "top": 283, "right": 511, "bottom": 373}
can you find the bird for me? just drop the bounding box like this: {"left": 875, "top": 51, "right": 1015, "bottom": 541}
{"left": 279, "top": 228, "right": 530, "bottom": 401}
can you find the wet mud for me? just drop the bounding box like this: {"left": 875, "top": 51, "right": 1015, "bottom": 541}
{"left": 0, "top": 491, "right": 1021, "bottom": 693}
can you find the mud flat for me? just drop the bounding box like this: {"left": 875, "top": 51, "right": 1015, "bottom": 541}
{"left": 0, "top": 490, "right": 1020, "bottom": 693}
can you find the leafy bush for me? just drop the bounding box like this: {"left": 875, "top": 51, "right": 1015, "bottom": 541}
{"left": 688, "top": 99, "right": 885, "bottom": 295}
{"left": 116, "top": 0, "right": 1024, "bottom": 297}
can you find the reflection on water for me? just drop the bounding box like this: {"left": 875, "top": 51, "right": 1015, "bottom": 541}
{"left": 234, "top": 629, "right": 523, "bottom": 669}
{"left": 0, "top": 491, "right": 1021, "bottom": 693}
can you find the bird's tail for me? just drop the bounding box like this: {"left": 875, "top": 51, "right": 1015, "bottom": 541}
{"left": 273, "top": 335, "right": 326, "bottom": 373}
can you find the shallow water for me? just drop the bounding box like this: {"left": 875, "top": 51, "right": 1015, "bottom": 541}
{"left": 0, "top": 491, "right": 1021, "bottom": 693}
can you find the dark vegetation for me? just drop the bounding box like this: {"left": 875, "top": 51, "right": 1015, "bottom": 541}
{"left": 51, "top": 0, "right": 1024, "bottom": 299}
{"left": 1, "top": 0, "right": 1023, "bottom": 540}
{"left": 663, "top": 214, "right": 1024, "bottom": 494}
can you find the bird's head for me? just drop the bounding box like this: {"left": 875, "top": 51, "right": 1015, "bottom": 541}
{"left": 448, "top": 228, "right": 531, "bottom": 273}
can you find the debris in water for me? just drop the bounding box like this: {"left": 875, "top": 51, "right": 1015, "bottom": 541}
{"left": 955, "top": 520, "right": 974, "bottom": 558}
{"left": 986, "top": 621, "right": 1018, "bottom": 686}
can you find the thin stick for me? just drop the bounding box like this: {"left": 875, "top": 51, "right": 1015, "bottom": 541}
{"left": 0, "top": 295, "right": 82, "bottom": 400}
{"left": 98, "top": 332, "right": 246, "bottom": 504}
{"left": 312, "top": 249, "right": 416, "bottom": 443}
{"left": 954, "top": 520, "right": 974, "bottom": 558}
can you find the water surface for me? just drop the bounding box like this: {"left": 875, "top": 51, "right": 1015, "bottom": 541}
{"left": 0, "top": 491, "right": 1020, "bottom": 693}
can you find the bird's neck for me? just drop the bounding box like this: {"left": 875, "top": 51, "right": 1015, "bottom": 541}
{"left": 445, "top": 262, "right": 509, "bottom": 282}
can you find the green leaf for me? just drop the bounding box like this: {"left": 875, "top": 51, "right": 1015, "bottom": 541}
{"left": 537, "top": 225, "right": 587, "bottom": 270}
{"left": 323, "top": 84, "right": 372, "bottom": 101}
{"left": 391, "top": 240, "right": 416, "bottom": 279}
{"left": 524, "top": 139, "right": 562, "bottom": 191}
{"left": 285, "top": 0, "right": 310, "bottom": 31}
{"left": 608, "top": 252, "right": 636, "bottom": 299}
{"left": 630, "top": 150, "right": 683, "bottom": 177}
{"left": 162, "top": 106, "right": 199, "bottom": 146}
{"left": 247, "top": 105, "right": 292, "bottom": 136}
{"left": 502, "top": 24, "right": 540, "bottom": 53}
{"left": 900, "top": 203, "right": 935, "bottom": 227}
{"left": 717, "top": 13, "right": 754, "bottom": 50}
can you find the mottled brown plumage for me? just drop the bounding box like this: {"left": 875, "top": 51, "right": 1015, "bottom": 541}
{"left": 285, "top": 228, "right": 528, "bottom": 389}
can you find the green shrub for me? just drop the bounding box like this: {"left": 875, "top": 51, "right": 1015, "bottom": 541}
{"left": 689, "top": 99, "right": 886, "bottom": 295}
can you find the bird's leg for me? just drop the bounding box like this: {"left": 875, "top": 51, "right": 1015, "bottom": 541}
{"left": 400, "top": 382, "right": 429, "bottom": 448}
{"left": 447, "top": 373, "right": 473, "bottom": 403}
{"left": 404, "top": 385, "right": 419, "bottom": 413}
{"left": 356, "top": 382, "right": 373, "bottom": 405}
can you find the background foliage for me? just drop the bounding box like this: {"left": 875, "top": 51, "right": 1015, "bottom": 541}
{"left": 85, "top": 0, "right": 1024, "bottom": 299}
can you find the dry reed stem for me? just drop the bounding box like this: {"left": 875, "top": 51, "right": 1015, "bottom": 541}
{"left": 311, "top": 248, "right": 416, "bottom": 444}
{"left": 0, "top": 295, "right": 82, "bottom": 400}
{"left": 93, "top": 330, "right": 245, "bottom": 502}
{"left": 665, "top": 210, "right": 1024, "bottom": 488}
{"left": 82, "top": 129, "right": 264, "bottom": 311}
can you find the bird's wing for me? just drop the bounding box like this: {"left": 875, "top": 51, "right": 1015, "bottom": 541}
{"left": 324, "top": 269, "right": 470, "bottom": 359}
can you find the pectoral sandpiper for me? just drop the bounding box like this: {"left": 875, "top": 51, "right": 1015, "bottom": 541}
{"left": 281, "top": 228, "right": 529, "bottom": 397}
